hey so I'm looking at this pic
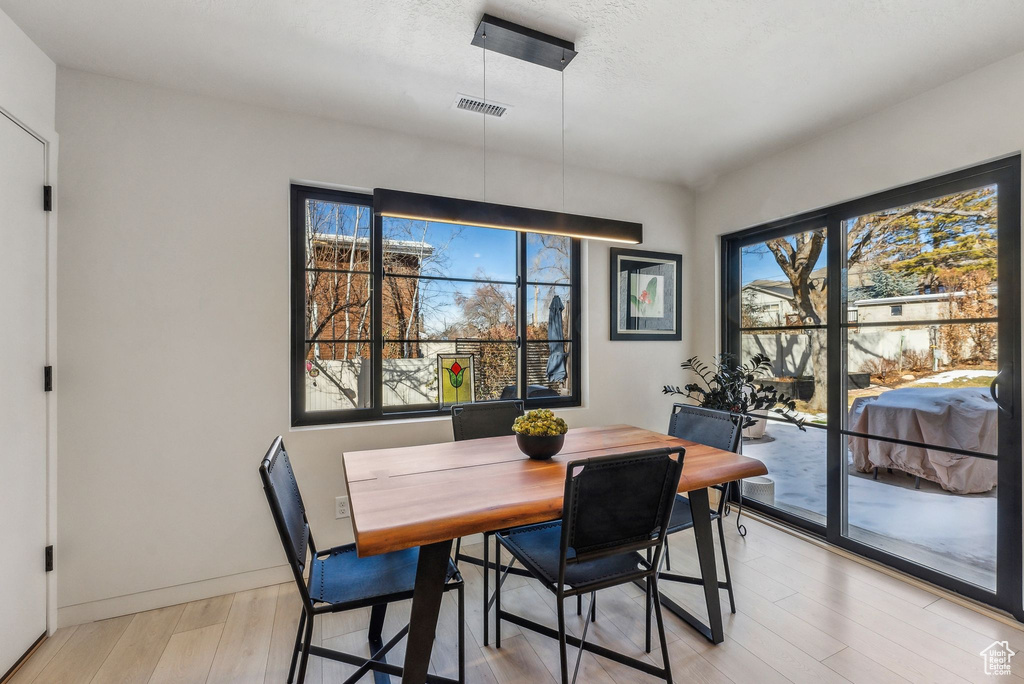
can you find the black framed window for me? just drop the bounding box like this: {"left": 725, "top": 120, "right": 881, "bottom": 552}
{"left": 291, "top": 185, "right": 582, "bottom": 425}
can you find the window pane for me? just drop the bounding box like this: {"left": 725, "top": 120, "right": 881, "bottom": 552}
{"left": 304, "top": 270, "right": 373, "bottom": 343}
{"left": 383, "top": 217, "right": 516, "bottom": 282}
{"left": 304, "top": 342, "right": 371, "bottom": 411}
{"left": 844, "top": 435, "right": 996, "bottom": 590}
{"left": 740, "top": 420, "right": 827, "bottom": 525}
{"left": 527, "top": 233, "right": 571, "bottom": 284}
{"left": 382, "top": 341, "right": 518, "bottom": 407}
{"left": 526, "top": 342, "right": 573, "bottom": 399}
{"left": 305, "top": 199, "right": 372, "bottom": 270}
{"left": 742, "top": 328, "right": 827, "bottom": 421}
{"left": 740, "top": 229, "right": 827, "bottom": 326}
{"left": 843, "top": 185, "right": 997, "bottom": 304}
{"left": 383, "top": 277, "right": 516, "bottom": 340}
{"left": 526, "top": 285, "right": 571, "bottom": 340}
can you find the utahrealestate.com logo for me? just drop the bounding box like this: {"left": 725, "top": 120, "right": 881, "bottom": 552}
{"left": 980, "top": 641, "right": 1015, "bottom": 676}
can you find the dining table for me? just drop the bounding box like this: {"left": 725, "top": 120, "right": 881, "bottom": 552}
{"left": 343, "top": 423, "right": 769, "bottom": 684}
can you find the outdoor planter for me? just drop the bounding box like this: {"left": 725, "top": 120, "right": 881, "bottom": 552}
{"left": 742, "top": 476, "right": 776, "bottom": 506}
{"left": 742, "top": 411, "right": 768, "bottom": 440}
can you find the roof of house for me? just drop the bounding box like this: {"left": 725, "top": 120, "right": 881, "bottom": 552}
{"left": 311, "top": 233, "right": 435, "bottom": 257}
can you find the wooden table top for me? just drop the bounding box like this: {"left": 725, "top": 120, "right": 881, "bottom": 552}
{"left": 343, "top": 424, "right": 768, "bottom": 557}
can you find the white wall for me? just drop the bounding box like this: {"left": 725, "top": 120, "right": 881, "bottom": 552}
{"left": 0, "top": 7, "right": 55, "bottom": 133}
{"left": 1, "top": 6, "right": 59, "bottom": 635}
{"left": 54, "top": 68, "right": 693, "bottom": 624}
{"left": 690, "top": 50, "right": 1024, "bottom": 364}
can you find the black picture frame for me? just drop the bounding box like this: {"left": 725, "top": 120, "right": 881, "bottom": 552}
{"left": 609, "top": 247, "right": 682, "bottom": 341}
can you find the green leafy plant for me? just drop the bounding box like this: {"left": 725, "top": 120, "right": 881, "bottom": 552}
{"left": 663, "top": 353, "right": 806, "bottom": 430}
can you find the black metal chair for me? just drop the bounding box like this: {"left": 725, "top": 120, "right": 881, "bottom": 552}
{"left": 260, "top": 437, "right": 465, "bottom": 684}
{"left": 450, "top": 400, "right": 523, "bottom": 441}
{"left": 449, "top": 400, "right": 532, "bottom": 646}
{"left": 659, "top": 403, "right": 742, "bottom": 617}
{"left": 495, "top": 448, "right": 683, "bottom": 684}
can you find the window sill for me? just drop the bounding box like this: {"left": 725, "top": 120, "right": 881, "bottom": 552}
{"left": 290, "top": 402, "right": 586, "bottom": 431}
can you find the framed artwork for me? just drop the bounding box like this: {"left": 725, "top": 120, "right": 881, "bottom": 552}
{"left": 437, "top": 354, "right": 476, "bottom": 408}
{"left": 610, "top": 248, "right": 682, "bottom": 341}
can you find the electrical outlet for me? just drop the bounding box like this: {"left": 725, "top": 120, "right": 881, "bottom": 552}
{"left": 335, "top": 496, "right": 350, "bottom": 519}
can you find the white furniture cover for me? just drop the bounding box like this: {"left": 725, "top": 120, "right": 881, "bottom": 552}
{"left": 848, "top": 387, "right": 997, "bottom": 494}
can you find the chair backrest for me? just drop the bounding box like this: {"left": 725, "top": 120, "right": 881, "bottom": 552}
{"left": 667, "top": 404, "right": 742, "bottom": 454}
{"left": 260, "top": 437, "right": 314, "bottom": 604}
{"left": 451, "top": 400, "right": 524, "bottom": 441}
{"left": 559, "top": 447, "right": 684, "bottom": 574}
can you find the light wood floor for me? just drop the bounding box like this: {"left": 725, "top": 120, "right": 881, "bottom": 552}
{"left": 10, "top": 515, "right": 1024, "bottom": 684}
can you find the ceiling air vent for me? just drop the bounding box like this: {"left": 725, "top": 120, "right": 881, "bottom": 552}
{"left": 454, "top": 94, "right": 508, "bottom": 118}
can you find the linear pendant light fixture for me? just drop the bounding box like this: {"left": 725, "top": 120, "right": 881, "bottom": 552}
{"left": 374, "top": 15, "right": 643, "bottom": 245}
{"left": 375, "top": 188, "right": 642, "bottom": 243}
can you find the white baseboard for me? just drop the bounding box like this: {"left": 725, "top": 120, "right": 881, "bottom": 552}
{"left": 57, "top": 563, "right": 294, "bottom": 627}
{"left": 58, "top": 535, "right": 486, "bottom": 628}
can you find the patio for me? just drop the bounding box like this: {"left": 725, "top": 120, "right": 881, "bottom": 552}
{"left": 742, "top": 421, "right": 997, "bottom": 590}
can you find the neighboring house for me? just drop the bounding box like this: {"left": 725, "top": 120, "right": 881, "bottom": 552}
{"left": 852, "top": 292, "right": 956, "bottom": 323}
{"left": 743, "top": 268, "right": 993, "bottom": 326}
{"left": 307, "top": 234, "right": 434, "bottom": 362}
{"left": 742, "top": 279, "right": 799, "bottom": 326}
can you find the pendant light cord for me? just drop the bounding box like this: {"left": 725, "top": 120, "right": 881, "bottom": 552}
{"left": 561, "top": 64, "right": 565, "bottom": 212}
{"left": 482, "top": 34, "right": 487, "bottom": 201}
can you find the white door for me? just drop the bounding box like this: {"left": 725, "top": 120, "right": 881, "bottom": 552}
{"left": 0, "top": 112, "right": 48, "bottom": 673}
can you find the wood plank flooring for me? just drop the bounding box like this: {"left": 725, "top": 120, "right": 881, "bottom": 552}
{"left": 10, "top": 515, "right": 1023, "bottom": 683}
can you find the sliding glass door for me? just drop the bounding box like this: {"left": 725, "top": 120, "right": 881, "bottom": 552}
{"left": 722, "top": 157, "right": 1022, "bottom": 616}
{"left": 734, "top": 222, "right": 829, "bottom": 529}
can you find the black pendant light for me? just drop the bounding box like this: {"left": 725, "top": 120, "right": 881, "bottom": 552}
{"left": 375, "top": 14, "right": 643, "bottom": 245}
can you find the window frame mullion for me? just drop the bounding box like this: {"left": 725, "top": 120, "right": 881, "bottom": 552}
{"left": 517, "top": 231, "right": 528, "bottom": 402}
{"left": 372, "top": 209, "right": 384, "bottom": 420}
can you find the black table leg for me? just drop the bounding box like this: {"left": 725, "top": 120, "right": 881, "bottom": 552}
{"left": 689, "top": 487, "right": 724, "bottom": 644}
{"left": 368, "top": 603, "right": 390, "bottom": 684}
{"left": 402, "top": 539, "right": 453, "bottom": 684}
{"left": 637, "top": 487, "right": 726, "bottom": 644}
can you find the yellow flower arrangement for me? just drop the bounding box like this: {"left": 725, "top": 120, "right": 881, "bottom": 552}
{"left": 512, "top": 409, "right": 568, "bottom": 437}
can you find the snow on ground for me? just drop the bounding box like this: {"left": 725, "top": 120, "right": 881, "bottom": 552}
{"left": 741, "top": 422, "right": 996, "bottom": 589}
{"left": 913, "top": 369, "right": 997, "bottom": 384}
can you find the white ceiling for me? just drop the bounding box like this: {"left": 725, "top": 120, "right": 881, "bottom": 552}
{"left": 5, "top": 0, "right": 1024, "bottom": 186}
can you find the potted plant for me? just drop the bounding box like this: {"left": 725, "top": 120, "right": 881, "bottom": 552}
{"left": 663, "top": 353, "right": 806, "bottom": 440}
{"left": 512, "top": 409, "right": 569, "bottom": 460}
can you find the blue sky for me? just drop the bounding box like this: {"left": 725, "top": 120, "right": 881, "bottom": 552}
{"left": 741, "top": 239, "right": 827, "bottom": 285}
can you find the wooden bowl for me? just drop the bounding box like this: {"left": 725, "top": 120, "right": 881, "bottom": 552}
{"left": 516, "top": 433, "right": 565, "bottom": 460}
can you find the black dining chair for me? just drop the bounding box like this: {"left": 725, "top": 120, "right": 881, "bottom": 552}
{"left": 494, "top": 447, "right": 683, "bottom": 684}
{"left": 450, "top": 400, "right": 532, "bottom": 646}
{"left": 657, "top": 403, "right": 742, "bottom": 620}
{"left": 260, "top": 437, "right": 465, "bottom": 684}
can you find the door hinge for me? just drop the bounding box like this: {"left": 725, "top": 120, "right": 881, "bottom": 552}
{"left": 44, "top": 366, "right": 53, "bottom": 392}
{"left": 43, "top": 185, "right": 52, "bottom": 212}
{"left": 45, "top": 545, "right": 53, "bottom": 572}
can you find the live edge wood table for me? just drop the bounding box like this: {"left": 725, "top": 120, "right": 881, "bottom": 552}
{"left": 343, "top": 424, "right": 768, "bottom": 684}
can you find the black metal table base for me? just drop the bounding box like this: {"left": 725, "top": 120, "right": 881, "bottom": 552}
{"left": 402, "top": 539, "right": 455, "bottom": 684}
{"left": 498, "top": 609, "right": 671, "bottom": 680}
{"left": 638, "top": 488, "right": 726, "bottom": 645}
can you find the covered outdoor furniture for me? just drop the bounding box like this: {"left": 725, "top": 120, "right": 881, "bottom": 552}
{"left": 848, "top": 388, "right": 998, "bottom": 494}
